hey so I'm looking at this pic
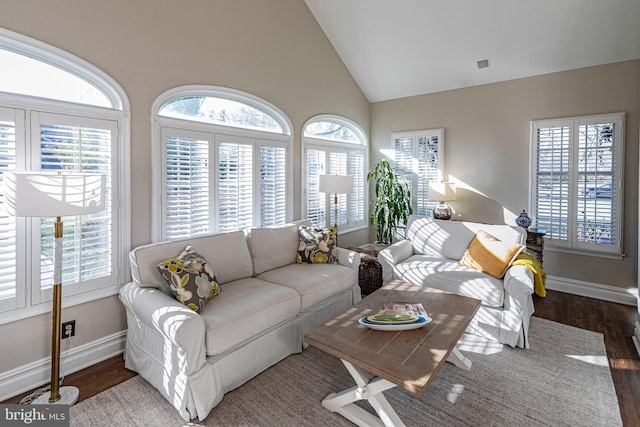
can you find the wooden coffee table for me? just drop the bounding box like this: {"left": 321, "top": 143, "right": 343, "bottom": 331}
{"left": 304, "top": 280, "right": 481, "bottom": 427}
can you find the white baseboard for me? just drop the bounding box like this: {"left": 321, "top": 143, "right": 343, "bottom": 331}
{"left": 0, "top": 330, "right": 127, "bottom": 402}
{"left": 546, "top": 275, "right": 638, "bottom": 306}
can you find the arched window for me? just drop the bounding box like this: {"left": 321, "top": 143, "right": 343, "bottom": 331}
{"left": 303, "top": 115, "right": 368, "bottom": 232}
{"left": 0, "top": 28, "right": 130, "bottom": 322}
{"left": 153, "top": 86, "right": 292, "bottom": 241}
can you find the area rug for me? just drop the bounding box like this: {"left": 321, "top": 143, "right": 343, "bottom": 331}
{"left": 70, "top": 317, "right": 622, "bottom": 426}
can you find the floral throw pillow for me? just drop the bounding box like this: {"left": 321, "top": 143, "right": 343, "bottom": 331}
{"left": 296, "top": 226, "right": 337, "bottom": 264}
{"left": 156, "top": 245, "right": 221, "bottom": 312}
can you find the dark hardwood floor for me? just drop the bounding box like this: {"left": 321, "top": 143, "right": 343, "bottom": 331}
{"left": 4, "top": 289, "right": 640, "bottom": 425}
{"left": 533, "top": 290, "right": 640, "bottom": 426}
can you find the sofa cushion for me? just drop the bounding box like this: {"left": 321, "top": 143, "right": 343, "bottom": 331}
{"left": 130, "top": 230, "right": 253, "bottom": 291}
{"left": 296, "top": 226, "right": 337, "bottom": 264}
{"left": 156, "top": 245, "right": 221, "bottom": 312}
{"left": 393, "top": 254, "right": 505, "bottom": 308}
{"left": 459, "top": 230, "right": 524, "bottom": 279}
{"left": 248, "top": 223, "right": 300, "bottom": 275}
{"left": 199, "top": 277, "right": 300, "bottom": 356}
{"left": 406, "top": 215, "right": 476, "bottom": 259}
{"left": 256, "top": 263, "right": 356, "bottom": 311}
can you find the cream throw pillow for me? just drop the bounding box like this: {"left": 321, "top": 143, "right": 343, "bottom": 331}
{"left": 459, "top": 230, "right": 524, "bottom": 278}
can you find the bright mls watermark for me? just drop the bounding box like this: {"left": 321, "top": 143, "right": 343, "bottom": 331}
{"left": 1, "top": 405, "right": 69, "bottom": 426}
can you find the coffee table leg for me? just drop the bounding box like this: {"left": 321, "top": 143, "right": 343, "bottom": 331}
{"left": 322, "top": 360, "right": 406, "bottom": 427}
{"left": 446, "top": 347, "right": 472, "bottom": 370}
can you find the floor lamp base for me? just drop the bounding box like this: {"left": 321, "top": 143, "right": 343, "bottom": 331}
{"left": 32, "top": 386, "right": 79, "bottom": 405}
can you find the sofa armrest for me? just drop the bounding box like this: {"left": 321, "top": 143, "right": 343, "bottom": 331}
{"left": 502, "top": 265, "right": 535, "bottom": 313}
{"left": 377, "top": 240, "right": 414, "bottom": 283}
{"left": 335, "top": 247, "right": 361, "bottom": 270}
{"left": 119, "top": 282, "right": 207, "bottom": 374}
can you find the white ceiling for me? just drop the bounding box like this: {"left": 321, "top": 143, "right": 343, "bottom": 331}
{"left": 304, "top": 0, "right": 640, "bottom": 102}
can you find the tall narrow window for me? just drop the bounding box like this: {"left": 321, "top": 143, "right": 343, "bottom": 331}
{"left": 531, "top": 113, "right": 624, "bottom": 256}
{"left": 303, "top": 115, "right": 367, "bottom": 231}
{"left": 154, "top": 86, "right": 292, "bottom": 241}
{"left": 0, "top": 28, "right": 129, "bottom": 321}
{"left": 392, "top": 129, "right": 444, "bottom": 217}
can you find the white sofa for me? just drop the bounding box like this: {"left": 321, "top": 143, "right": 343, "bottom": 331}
{"left": 119, "top": 223, "right": 361, "bottom": 421}
{"left": 378, "top": 215, "right": 535, "bottom": 348}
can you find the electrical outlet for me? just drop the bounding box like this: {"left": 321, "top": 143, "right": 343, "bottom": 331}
{"left": 61, "top": 320, "right": 75, "bottom": 339}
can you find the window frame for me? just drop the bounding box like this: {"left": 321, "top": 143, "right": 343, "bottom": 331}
{"left": 152, "top": 86, "right": 293, "bottom": 242}
{"left": 529, "top": 112, "right": 625, "bottom": 259}
{"left": 302, "top": 115, "right": 368, "bottom": 233}
{"left": 0, "top": 28, "right": 131, "bottom": 324}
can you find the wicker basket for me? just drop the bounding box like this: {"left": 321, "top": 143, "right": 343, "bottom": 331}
{"left": 347, "top": 247, "right": 383, "bottom": 296}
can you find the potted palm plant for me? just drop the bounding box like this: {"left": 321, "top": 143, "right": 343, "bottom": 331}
{"left": 367, "top": 158, "right": 413, "bottom": 245}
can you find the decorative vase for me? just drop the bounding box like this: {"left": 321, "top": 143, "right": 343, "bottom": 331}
{"left": 515, "top": 210, "right": 532, "bottom": 228}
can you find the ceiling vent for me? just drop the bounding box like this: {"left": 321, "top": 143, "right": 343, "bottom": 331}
{"left": 476, "top": 59, "right": 490, "bottom": 69}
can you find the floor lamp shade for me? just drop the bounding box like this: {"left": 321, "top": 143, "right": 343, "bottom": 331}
{"left": 318, "top": 175, "right": 353, "bottom": 242}
{"left": 319, "top": 174, "right": 353, "bottom": 195}
{"left": 3, "top": 171, "right": 106, "bottom": 217}
{"left": 2, "top": 171, "right": 106, "bottom": 406}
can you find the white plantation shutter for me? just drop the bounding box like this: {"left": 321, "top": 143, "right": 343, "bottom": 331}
{"left": 393, "top": 134, "right": 413, "bottom": 188}
{"left": 329, "top": 151, "right": 348, "bottom": 226}
{"left": 393, "top": 129, "right": 444, "bottom": 217}
{"left": 534, "top": 124, "right": 570, "bottom": 242}
{"left": 0, "top": 107, "right": 25, "bottom": 312}
{"left": 217, "top": 135, "right": 253, "bottom": 233}
{"left": 31, "top": 112, "right": 118, "bottom": 301}
{"left": 259, "top": 143, "right": 287, "bottom": 226}
{"left": 159, "top": 128, "right": 290, "bottom": 241}
{"left": 306, "top": 148, "right": 327, "bottom": 228}
{"left": 304, "top": 142, "right": 366, "bottom": 230}
{"left": 163, "top": 128, "right": 211, "bottom": 240}
{"left": 531, "top": 113, "right": 624, "bottom": 255}
{"left": 417, "top": 133, "right": 442, "bottom": 216}
{"left": 349, "top": 151, "right": 365, "bottom": 224}
{"left": 576, "top": 120, "right": 617, "bottom": 247}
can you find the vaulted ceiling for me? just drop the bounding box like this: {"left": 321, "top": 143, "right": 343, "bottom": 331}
{"left": 305, "top": 0, "right": 640, "bottom": 102}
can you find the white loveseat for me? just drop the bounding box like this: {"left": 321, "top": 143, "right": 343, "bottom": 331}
{"left": 378, "top": 215, "right": 535, "bottom": 348}
{"left": 119, "top": 223, "right": 361, "bottom": 421}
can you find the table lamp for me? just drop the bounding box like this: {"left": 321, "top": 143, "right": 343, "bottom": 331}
{"left": 2, "top": 171, "right": 106, "bottom": 405}
{"left": 318, "top": 174, "right": 353, "bottom": 238}
{"left": 428, "top": 182, "right": 456, "bottom": 220}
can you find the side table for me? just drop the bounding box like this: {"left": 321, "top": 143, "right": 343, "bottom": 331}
{"left": 525, "top": 228, "right": 546, "bottom": 264}
{"left": 346, "top": 246, "right": 384, "bottom": 296}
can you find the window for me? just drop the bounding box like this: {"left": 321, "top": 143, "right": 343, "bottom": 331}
{"left": 303, "top": 115, "right": 367, "bottom": 231}
{"left": 0, "top": 28, "right": 130, "bottom": 322}
{"left": 392, "top": 129, "right": 444, "bottom": 217}
{"left": 530, "top": 113, "right": 625, "bottom": 257}
{"left": 153, "top": 86, "right": 292, "bottom": 241}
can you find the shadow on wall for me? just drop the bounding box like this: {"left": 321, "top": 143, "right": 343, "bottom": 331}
{"left": 448, "top": 187, "right": 513, "bottom": 225}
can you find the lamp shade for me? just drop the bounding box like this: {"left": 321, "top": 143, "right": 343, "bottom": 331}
{"left": 2, "top": 171, "right": 106, "bottom": 217}
{"left": 428, "top": 182, "right": 456, "bottom": 202}
{"left": 319, "top": 174, "right": 353, "bottom": 194}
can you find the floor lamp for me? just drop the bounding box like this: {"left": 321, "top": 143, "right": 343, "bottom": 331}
{"left": 318, "top": 174, "right": 353, "bottom": 241}
{"left": 2, "top": 171, "right": 106, "bottom": 405}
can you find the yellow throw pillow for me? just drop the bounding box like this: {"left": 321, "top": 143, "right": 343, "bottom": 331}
{"left": 459, "top": 230, "right": 524, "bottom": 278}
